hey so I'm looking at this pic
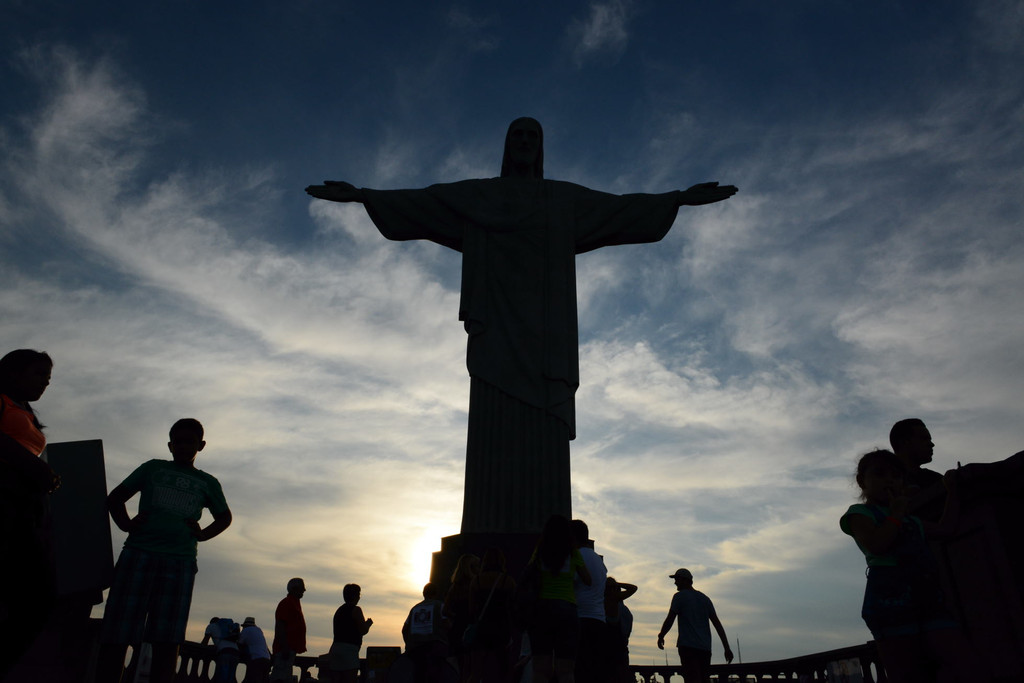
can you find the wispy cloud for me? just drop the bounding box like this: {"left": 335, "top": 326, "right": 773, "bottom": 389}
{"left": 2, "top": 46, "right": 471, "bottom": 651}
{"left": 3, "top": 12, "right": 1024, "bottom": 664}
{"left": 446, "top": 7, "right": 500, "bottom": 52}
{"left": 567, "top": 0, "right": 632, "bottom": 67}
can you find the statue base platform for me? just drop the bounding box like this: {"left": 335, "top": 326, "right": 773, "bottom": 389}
{"left": 430, "top": 531, "right": 540, "bottom": 592}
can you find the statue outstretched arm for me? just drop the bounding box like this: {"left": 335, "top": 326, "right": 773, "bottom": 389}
{"left": 305, "top": 180, "right": 365, "bottom": 203}
{"left": 308, "top": 181, "right": 466, "bottom": 250}
{"left": 677, "top": 182, "right": 738, "bottom": 206}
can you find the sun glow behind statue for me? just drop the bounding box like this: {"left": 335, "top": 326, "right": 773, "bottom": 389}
{"left": 4, "top": 0, "right": 1024, "bottom": 666}
{"left": 408, "top": 528, "right": 447, "bottom": 589}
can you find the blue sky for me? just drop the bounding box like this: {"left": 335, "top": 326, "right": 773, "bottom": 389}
{"left": 3, "top": 0, "right": 1023, "bottom": 666}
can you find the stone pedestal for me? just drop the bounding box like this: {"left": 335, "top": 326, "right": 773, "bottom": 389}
{"left": 430, "top": 532, "right": 540, "bottom": 593}
{"left": 47, "top": 440, "right": 115, "bottom": 597}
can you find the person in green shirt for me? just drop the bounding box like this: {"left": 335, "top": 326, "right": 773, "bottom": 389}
{"left": 840, "top": 449, "right": 975, "bottom": 682}
{"left": 526, "top": 514, "right": 591, "bottom": 683}
{"left": 96, "top": 418, "right": 232, "bottom": 683}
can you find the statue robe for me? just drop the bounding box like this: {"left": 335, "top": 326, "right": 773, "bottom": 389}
{"left": 362, "top": 178, "right": 680, "bottom": 533}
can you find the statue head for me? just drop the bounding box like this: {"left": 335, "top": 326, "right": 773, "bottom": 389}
{"left": 501, "top": 117, "right": 544, "bottom": 179}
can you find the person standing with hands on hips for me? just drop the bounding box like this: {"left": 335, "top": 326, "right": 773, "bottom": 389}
{"left": 96, "top": 418, "right": 233, "bottom": 683}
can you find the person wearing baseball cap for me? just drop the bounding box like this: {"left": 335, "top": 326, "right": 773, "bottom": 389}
{"left": 657, "top": 568, "right": 733, "bottom": 682}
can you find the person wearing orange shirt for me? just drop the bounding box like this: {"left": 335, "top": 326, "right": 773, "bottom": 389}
{"left": 0, "top": 348, "right": 58, "bottom": 680}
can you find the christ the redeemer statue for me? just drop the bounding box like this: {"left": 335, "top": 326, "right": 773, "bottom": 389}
{"left": 306, "top": 117, "right": 737, "bottom": 534}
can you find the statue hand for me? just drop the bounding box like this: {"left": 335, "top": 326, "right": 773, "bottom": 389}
{"left": 679, "top": 182, "right": 738, "bottom": 206}
{"left": 305, "top": 180, "right": 364, "bottom": 203}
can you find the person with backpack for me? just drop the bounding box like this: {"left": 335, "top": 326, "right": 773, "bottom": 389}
{"left": 403, "top": 583, "right": 450, "bottom": 683}
{"left": 202, "top": 616, "right": 241, "bottom": 683}
{"left": 467, "top": 548, "right": 516, "bottom": 683}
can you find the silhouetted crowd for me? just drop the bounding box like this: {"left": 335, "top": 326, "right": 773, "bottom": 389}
{"left": 4, "top": 346, "right": 1021, "bottom": 683}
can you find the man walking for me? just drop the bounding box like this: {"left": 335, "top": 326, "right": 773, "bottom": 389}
{"left": 657, "top": 568, "right": 733, "bottom": 683}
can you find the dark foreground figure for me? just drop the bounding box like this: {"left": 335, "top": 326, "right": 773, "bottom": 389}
{"left": 841, "top": 449, "right": 978, "bottom": 682}
{"left": 0, "top": 349, "right": 58, "bottom": 680}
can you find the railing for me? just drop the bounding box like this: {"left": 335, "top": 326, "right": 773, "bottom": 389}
{"left": 631, "top": 642, "right": 883, "bottom": 682}
{"left": 172, "top": 642, "right": 320, "bottom": 682}
{"left": 169, "top": 640, "right": 882, "bottom": 682}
